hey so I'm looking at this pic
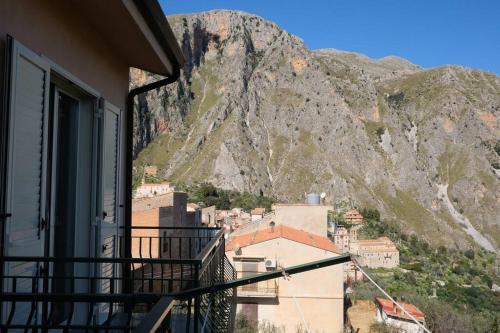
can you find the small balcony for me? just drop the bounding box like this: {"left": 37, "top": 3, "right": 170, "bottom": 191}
{"left": 0, "top": 226, "right": 236, "bottom": 332}
{"left": 237, "top": 276, "right": 279, "bottom": 298}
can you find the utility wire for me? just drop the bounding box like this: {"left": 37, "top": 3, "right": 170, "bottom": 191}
{"left": 282, "top": 271, "right": 311, "bottom": 333}
{"left": 201, "top": 299, "right": 211, "bottom": 333}
{"left": 352, "top": 259, "right": 431, "bottom": 333}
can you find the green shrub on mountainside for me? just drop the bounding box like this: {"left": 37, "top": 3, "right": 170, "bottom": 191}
{"left": 352, "top": 209, "right": 500, "bottom": 332}
{"left": 176, "top": 182, "right": 276, "bottom": 211}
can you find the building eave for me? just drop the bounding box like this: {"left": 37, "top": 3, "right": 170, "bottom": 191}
{"left": 128, "top": 0, "right": 185, "bottom": 75}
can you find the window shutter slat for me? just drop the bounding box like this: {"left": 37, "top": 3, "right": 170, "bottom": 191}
{"left": 3, "top": 37, "right": 49, "bottom": 325}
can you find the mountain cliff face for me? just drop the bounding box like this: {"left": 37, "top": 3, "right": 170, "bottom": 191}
{"left": 132, "top": 10, "right": 500, "bottom": 251}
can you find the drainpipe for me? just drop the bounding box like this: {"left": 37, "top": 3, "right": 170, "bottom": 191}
{"left": 123, "top": 66, "right": 181, "bottom": 294}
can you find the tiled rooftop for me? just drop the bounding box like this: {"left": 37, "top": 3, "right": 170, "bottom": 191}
{"left": 187, "top": 203, "right": 201, "bottom": 211}
{"left": 353, "top": 237, "right": 398, "bottom": 252}
{"left": 226, "top": 225, "right": 339, "bottom": 253}
{"left": 250, "top": 207, "right": 266, "bottom": 215}
{"left": 375, "top": 297, "right": 425, "bottom": 322}
{"left": 344, "top": 208, "right": 364, "bottom": 222}
{"left": 132, "top": 194, "right": 173, "bottom": 212}
{"left": 140, "top": 181, "right": 172, "bottom": 187}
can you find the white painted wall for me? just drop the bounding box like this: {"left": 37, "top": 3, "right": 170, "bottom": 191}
{"left": 272, "top": 204, "right": 332, "bottom": 237}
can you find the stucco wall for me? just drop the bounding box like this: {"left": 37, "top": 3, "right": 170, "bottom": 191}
{"left": 135, "top": 183, "right": 175, "bottom": 199}
{"left": 131, "top": 192, "right": 192, "bottom": 259}
{"left": 0, "top": 0, "right": 130, "bottom": 110}
{"left": 349, "top": 240, "right": 400, "bottom": 268}
{"left": 272, "top": 204, "right": 332, "bottom": 237}
{"left": 0, "top": 1, "right": 136, "bottom": 249}
{"left": 202, "top": 206, "right": 216, "bottom": 226}
{"left": 228, "top": 238, "right": 344, "bottom": 333}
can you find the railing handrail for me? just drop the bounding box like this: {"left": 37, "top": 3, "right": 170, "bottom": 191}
{"left": 134, "top": 296, "right": 175, "bottom": 333}
{"left": 0, "top": 256, "right": 202, "bottom": 265}
{"left": 0, "top": 292, "right": 164, "bottom": 303}
{"left": 195, "top": 229, "right": 225, "bottom": 263}
{"left": 176, "top": 254, "right": 352, "bottom": 299}
{"left": 121, "top": 226, "right": 221, "bottom": 230}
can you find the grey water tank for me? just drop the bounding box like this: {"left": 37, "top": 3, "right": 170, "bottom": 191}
{"left": 306, "top": 193, "right": 321, "bottom": 205}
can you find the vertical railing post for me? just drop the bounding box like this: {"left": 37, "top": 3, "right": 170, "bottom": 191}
{"left": 123, "top": 226, "right": 132, "bottom": 319}
{"left": 194, "top": 264, "right": 200, "bottom": 333}
{"left": 41, "top": 260, "right": 49, "bottom": 333}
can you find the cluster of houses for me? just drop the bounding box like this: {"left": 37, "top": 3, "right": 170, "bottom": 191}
{"left": 330, "top": 208, "right": 400, "bottom": 269}
{"left": 0, "top": 1, "right": 428, "bottom": 329}
{"left": 132, "top": 178, "right": 424, "bottom": 332}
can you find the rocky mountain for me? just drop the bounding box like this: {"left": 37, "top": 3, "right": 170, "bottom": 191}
{"left": 131, "top": 10, "right": 500, "bottom": 251}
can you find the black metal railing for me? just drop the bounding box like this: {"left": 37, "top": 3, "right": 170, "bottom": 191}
{"left": 134, "top": 227, "right": 237, "bottom": 332}
{"left": 197, "top": 237, "right": 236, "bottom": 332}
{"left": 0, "top": 226, "right": 237, "bottom": 332}
{"left": 124, "top": 226, "right": 220, "bottom": 295}
{"left": 0, "top": 256, "right": 173, "bottom": 331}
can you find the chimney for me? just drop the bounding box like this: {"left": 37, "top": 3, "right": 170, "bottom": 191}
{"left": 392, "top": 296, "right": 398, "bottom": 312}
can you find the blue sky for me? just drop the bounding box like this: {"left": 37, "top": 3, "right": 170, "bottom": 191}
{"left": 160, "top": 0, "right": 500, "bottom": 75}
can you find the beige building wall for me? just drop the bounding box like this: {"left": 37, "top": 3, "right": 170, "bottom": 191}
{"left": 0, "top": 0, "right": 130, "bottom": 111}
{"left": 202, "top": 206, "right": 217, "bottom": 226}
{"left": 272, "top": 204, "right": 333, "bottom": 237}
{"left": 228, "top": 238, "right": 344, "bottom": 333}
{"left": 134, "top": 182, "right": 176, "bottom": 199}
{"left": 132, "top": 192, "right": 189, "bottom": 259}
{"left": 356, "top": 250, "right": 399, "bottom": 268}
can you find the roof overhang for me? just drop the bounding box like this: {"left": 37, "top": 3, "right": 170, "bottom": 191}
{"left": 71, "top": 0, "right": 184, "bottom": 76}
{"left": 126, "top": 0, "right": 185, "bottom": 75}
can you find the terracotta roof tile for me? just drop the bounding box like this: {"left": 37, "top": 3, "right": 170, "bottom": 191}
{"left": 250, "top": 207, "right": 266, "bottom": 215}
{"left": 344, "top": 209, "right": 364, "bottom": 222}
{"left": 226, "top": 225, "right": 339, "bottom": 253}
{"left": 375, "top": 298, "right": 425, "bottom": 321}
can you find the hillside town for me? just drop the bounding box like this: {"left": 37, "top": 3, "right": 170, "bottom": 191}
{"left": 131, "top": 176, "right": 427, "bottom": 332}
{"left": 1, "top": 2, "right": 498, "bottom": 332}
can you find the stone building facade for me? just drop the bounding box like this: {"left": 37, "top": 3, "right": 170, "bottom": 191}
{"left": 350, "top": 237, "right": 399, "bottom": 268}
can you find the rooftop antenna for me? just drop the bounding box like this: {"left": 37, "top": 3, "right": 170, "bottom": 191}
{"left": 320, "top": 192, "right": 326, "bottom": 204}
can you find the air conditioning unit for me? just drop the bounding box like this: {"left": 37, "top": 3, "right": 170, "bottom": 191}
{"left": 265, "top": 259, "right": 277, "bottom": 270}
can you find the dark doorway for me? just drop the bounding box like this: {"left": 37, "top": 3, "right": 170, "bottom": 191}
{"left": 52, "top": 91, "right": 79, "bottom": 323}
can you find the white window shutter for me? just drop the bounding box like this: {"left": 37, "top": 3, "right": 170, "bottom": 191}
{"left": 97, "top": 100, "right": 121, "bottom": 320}
{"left": 3, "top": 37, "right": 50, "bottom": 323}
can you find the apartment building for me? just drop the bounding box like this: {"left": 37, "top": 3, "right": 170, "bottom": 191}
{"left": 331, "top": 208, "right": 363, "bottom": 249}
{"left": 132, "top": 192, "right": 188, "bottom": 259}
{"left": 350, "top": 237, "right": 400, "bottom": 268}
{"left": 0, "top": 2, "right": 239, "bottom": 329}
{"left": 233, "top": 202, "right": 333, "bottom": 239}
{"left": 332, "top": 225, "right": 351, "bottom": 253}
{"left": 226, "top": 224, "right": 344, "bottom": 333}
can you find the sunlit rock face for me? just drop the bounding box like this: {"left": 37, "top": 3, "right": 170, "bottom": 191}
{"left": 132, "top": 10, "right": 500, "bottom": 250}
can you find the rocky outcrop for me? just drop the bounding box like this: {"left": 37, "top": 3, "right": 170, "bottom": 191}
{"left": 132, "top": 10, "right": 500, "bottom": 251}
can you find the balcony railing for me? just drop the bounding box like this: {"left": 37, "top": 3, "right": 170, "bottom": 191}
{"left": 237, "top": 275, "right": 278, "bottom": 298}
{"left": 0, "top": 226, "right": 236, "bottom": 332}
